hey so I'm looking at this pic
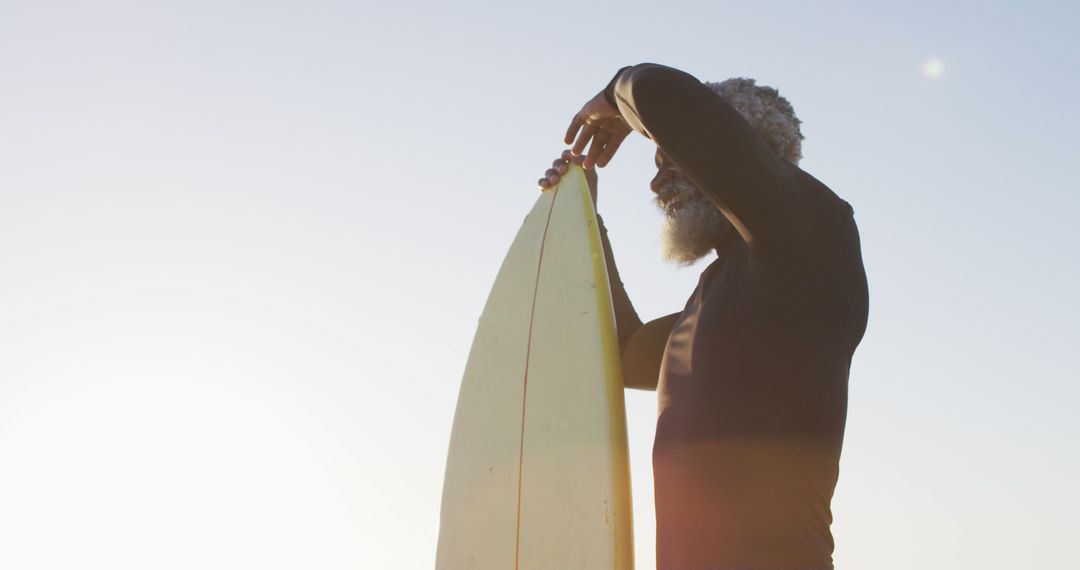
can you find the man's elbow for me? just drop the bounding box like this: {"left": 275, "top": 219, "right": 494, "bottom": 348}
{"left": 621, "top": 357, "right": 659, "bottom": 391}
{"left": 617, "top": 313, "right": 678, "bottom": 392}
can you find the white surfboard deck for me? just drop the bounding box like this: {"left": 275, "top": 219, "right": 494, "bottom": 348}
{"left": 436, "top": 165, "right": 633, "bottom": 570}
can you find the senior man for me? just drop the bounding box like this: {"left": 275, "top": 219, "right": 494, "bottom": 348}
{"left": 539, "top": 63, "right": 868, "bottom": 570}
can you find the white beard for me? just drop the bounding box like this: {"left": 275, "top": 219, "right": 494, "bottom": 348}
{"left": 657, "top": 176, "right": 731, "bottom": 265}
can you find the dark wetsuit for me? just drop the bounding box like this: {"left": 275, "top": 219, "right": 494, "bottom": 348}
{"left": 595, "top": 64, "right": 869, "bottom": 570}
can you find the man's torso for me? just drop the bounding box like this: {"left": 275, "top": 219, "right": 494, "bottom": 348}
{"left": 654, "top": 189, "right": 868, "bottom": 570}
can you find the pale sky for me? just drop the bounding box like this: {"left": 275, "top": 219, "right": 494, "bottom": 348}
{"left": 1, "top": 1, "right": 1078, "bottom": 569}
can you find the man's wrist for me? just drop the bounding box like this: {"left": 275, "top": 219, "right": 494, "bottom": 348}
{"left": 603, "top": 65, "right": 633, "bottom": 110}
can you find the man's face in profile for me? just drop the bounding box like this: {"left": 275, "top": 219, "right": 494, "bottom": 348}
{"left": 650, "top": 149, "right": 731, "bottom": 265}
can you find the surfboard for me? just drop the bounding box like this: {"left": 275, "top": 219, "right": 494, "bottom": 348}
{"left": 436, "top": 164, "right": 634, "bottom": 570}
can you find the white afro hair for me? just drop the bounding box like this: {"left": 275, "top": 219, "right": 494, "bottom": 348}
{"left": 704, "top": 77, "right": 804, "bottom": 165}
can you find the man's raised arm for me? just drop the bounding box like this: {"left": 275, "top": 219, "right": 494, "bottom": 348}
{"left": 606, "top": 63, "right": 804, "bottom": 247}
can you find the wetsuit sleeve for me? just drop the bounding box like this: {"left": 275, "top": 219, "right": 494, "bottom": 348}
{"left": 622, "top": 312, "right": 678, "bottom": 391}
{"left": 596, "top": 214, "right": 674, "bottom": 392}
{"left": 607, "top": 63, "right": 805, "bottom": 249}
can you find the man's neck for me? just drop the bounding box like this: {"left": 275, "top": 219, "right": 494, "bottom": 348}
{"left": 713, "top": 224, "right": 738, "bottom": 256}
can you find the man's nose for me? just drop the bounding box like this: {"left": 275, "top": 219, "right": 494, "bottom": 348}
{"left": 651, "top": 168, "right": 676, "bottom": 194}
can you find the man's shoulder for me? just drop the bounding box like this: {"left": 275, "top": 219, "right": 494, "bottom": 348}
{"left": 788, "top": 162, "right": 850, "bottom": 213}
{"left": 752, "top": 163, "right": 857, "bottom": 257}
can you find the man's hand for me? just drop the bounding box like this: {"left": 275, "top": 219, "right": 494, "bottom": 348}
{"left": 564, "top": 91, "right": 631, "bottom": 170}
{"left": 537, "top": 150, "right": 598, "bottom": 207}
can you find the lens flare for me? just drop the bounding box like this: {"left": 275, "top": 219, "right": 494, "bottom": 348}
{"left": 922, "top": 58, "right": 945, "bottom": 79}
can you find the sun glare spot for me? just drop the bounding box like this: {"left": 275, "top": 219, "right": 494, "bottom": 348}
{"left": 922, "top": 58, "right": 945, "bottom": 79}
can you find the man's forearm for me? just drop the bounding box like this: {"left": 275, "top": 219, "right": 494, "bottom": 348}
{"left": 596, "top": 214, "right": 641, "bottom": 351}
{"left": 607, "top": 63, "right": 802, "bottom": 246}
